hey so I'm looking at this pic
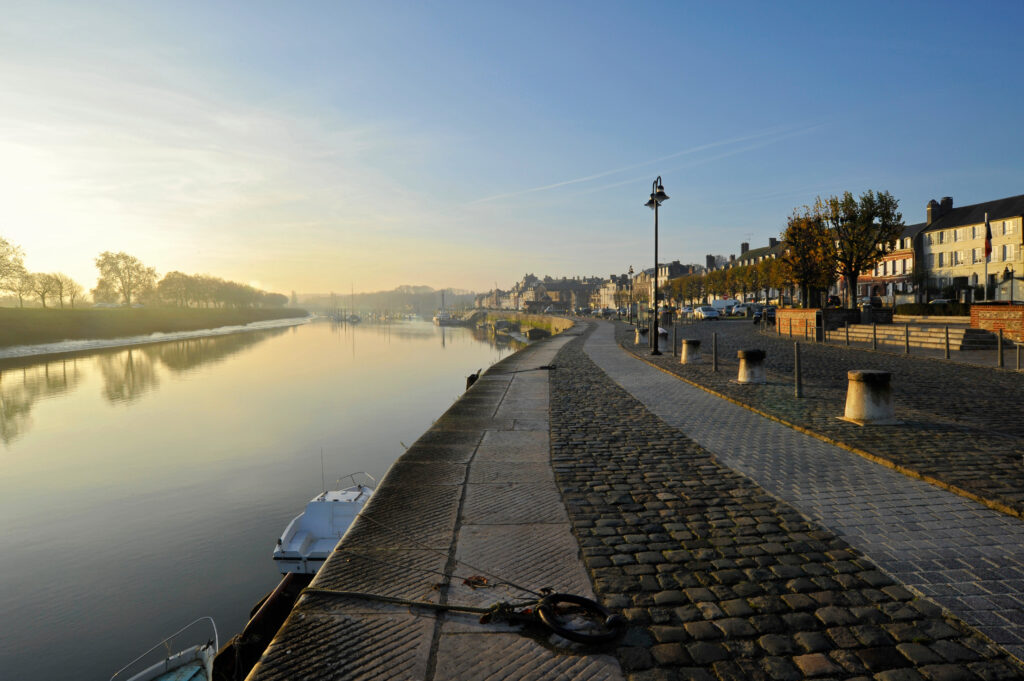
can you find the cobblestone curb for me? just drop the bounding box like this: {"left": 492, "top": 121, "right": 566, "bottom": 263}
{"left": 618, "top": 321, "right": 1024, "bottom": 519}
{"left": 551, "top": 323, "right": 1023, "bottom": 681}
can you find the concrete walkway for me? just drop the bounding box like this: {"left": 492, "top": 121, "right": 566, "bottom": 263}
{"left": 585, "top": 321, "right": 1024, "bottom": 662}
{"left": 249, "top": 331, "right": 623, "bottom": 681}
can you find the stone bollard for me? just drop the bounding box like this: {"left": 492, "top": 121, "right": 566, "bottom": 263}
{"left": 680, "top": 339, "right": 702, "bottom": 364}
{"left": 841, "top": 370, "right": 898, "bottom": 425}
{"left": 736, "top": 349, "right": 767, "bottom": 384}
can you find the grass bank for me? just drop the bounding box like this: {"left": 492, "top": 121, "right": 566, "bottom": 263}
{"left": 0, "top": 307, "right": 309, "bottom": 348}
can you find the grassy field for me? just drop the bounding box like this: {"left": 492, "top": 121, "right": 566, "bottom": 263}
{"left": 0, "top": 306, "right": 309, "bottom": 348}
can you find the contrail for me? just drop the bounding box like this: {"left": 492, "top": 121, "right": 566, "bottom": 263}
{"left": 469, "top": 125, "right": 812, "bottom": 204}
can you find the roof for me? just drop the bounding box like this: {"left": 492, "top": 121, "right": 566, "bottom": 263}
{"left": 901, "top": 222, "right": 927, "bottom": 240}
{"left": 924, "top": 193, "right": 1024, "bottom": 232}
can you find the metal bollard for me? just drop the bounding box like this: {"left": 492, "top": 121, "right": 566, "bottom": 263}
{"left": 998, "top": 329, "right": 1004, "bottom": 368}
{"left": 845, "top": 321, "right": 850, "bottom": 346}
{"left": 905, "top": 323, "right": 910, "bottom": 355}
{"left": 794, "top": 341, "right": 803, "bottom": 398}
{"left": 672, "top": 326, "right": 677, "bottom": 357}
{"left": 1018, "top": 345, "right": 1021, "bottom": 371}
{"left": 944, "top": 325, "right": 950, "bottom": 359}
{"left": 712, "top": 332, "right": 718, "bottom": 372}
{"left": 872, "top": 323, "right": 878, "bottom": 351}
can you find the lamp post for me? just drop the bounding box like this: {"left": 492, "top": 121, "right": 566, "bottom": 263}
{"left": 628, "top": 265, "right": 634, "bottom": 324}
{"left": 644, "top": 177, "right": 669, "bottom": 354}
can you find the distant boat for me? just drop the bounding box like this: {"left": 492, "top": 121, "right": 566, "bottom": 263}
{"left": 347, "top": 314, "right": 361, "bottom": 324}
{"left": 110, "top": 617, "right": 218, "bottom": 681}
{"left": 432, "top": 310, "right": 458, "bottom": 326}
{"left": 273, "top": 473, "right": 374, "bottom": 574}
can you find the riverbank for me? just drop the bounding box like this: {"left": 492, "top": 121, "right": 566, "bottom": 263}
{"left": 0, "top": 307, "right": 308, "bottom": 348}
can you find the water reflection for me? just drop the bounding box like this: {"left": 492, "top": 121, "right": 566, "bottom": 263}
{"left": 0, "top": 359, "right": 84, "bottom": 444}
{"left": 0, "top": 328, "right": 288, "bottom": 444}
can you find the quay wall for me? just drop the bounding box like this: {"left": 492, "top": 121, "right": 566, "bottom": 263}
{"left": 971, "top": 303, "right": 1024, "bottom": 342}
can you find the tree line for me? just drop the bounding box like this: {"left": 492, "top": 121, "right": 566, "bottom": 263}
{"left": 659, "top": 190, "right": 904, "bottom": 309}
{"left": 0, "top": 239, "right": 288, "bottom": 309}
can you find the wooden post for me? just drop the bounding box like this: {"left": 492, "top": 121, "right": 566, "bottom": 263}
{"left": 712, "top": 332, "right": 718, "bottom": 372}
{"left": 794, "top": 341, "right": 803, "bottom": 398}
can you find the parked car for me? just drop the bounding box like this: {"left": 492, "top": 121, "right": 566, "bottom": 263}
{"left": 679, "top": 306, "right": 694, "bottom": 318}
{"left": 929, "top": 298, "right": 954, "bottom": 305}
{"left": 825, "top": 295, "right": 841, "bottom": 308}
{"left": 752, "top": 306, "right": 776, "bottom": 325}
{"left": 695, "top": 306, "right": 719, "bottom": 320}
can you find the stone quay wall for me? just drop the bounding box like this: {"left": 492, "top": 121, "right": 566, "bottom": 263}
{"left": 971, "top": 304, "right": 1024, "bottom": 342}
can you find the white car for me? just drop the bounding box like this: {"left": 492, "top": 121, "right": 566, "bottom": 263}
{"left": 695, "top": 306, "right": 719, "bottom": 320}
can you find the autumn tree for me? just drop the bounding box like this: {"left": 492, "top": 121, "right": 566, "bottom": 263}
{"left": 781, "top": 202, "right": 837, "bottom": 308}
{"left": 94, "top": 251, "right": 157, "bottom": 306}
{"left": 823, "top": 190, "right": 904, "bottom": 308}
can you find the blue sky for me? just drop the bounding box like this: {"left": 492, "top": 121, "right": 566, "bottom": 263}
{"left": 2, "top": 1, "right": 1022, "bottom": 294}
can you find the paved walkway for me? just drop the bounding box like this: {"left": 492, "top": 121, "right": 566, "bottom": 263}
{"left": 250, "top": 331, "right": 623, "bottom": 681}
{"left": 586, "top": 321, "right": 1024, "bottom": 661}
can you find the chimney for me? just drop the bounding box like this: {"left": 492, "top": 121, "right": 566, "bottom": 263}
{"left": 769, "top": 237, "right": 778, "bottom": 248}
{"left": 729, "top": 254, "right": 735, "bottom": 262}
{"left": 740, "top": 242, "right": 749, "bottom": 255}
{"left": 706, "top": 254, "right": 715, "bottom": 269}
{"left": 940, "top": 196, "right": 953, "bottom": 213}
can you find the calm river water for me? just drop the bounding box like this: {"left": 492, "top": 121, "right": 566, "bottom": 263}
{"left": 0, "top": 318, "right": 521, "bottom": 681}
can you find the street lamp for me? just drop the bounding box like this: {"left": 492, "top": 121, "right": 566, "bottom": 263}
{"left": 644, "top": 176, "right": 669, "bottom": 354}
{"left": 622, "top": 264, "right": 630, "bottom": 325}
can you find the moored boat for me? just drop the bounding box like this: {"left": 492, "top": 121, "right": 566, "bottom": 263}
{"left": 273, "top": 472, "right": 374, "bottom": 574}
{"left": 111, "top": 617, "right": 218, "bottom": 681}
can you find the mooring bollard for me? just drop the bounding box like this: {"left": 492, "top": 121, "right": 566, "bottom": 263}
{"left": 845, "top": 321, "right": 850, "bottom": 346}
{"left": 841, "top": 370, "right": 897, "bottom": 425}
{"left": 998, "top": 329, "right": 1004, "bottom": 368}
{"left": 794, "top": 342, "right": 803, "bottom": 398}
{"left": 944, "top": 325, "right": 950, "bottom": 359}
{"left": 712, "top": 332, "right": 718, "bottom": 372}
{"left": 872, "top": 323, "right": 878, "bottom": 350}
{"left": 905, "top": 323, "right": 910, "bottom": 355}
{"left": 736, "top": 349, "right": 767, "bottom": 384}
{"left": 681, "top": 339, "right": 702, "bottom": 365}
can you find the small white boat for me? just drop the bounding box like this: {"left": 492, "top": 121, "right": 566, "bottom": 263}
{"left": 273, "top": 472, "right": 374, "bottom": 574}
{"left": 111, "top": 617, "right": 218, "bottom": 681}
{"left": 433, "top": 310, "right": 457, "bottom": 326}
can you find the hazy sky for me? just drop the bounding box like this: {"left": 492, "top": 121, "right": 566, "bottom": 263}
{"left": 2, "top": 1, "right": 1023, "bottom": 295}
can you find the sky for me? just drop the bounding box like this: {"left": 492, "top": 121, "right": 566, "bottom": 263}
{"left": 2, "top": 1, "right": 1023, "bottom": 295}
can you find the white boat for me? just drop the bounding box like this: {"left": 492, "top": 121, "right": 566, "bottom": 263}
{"left": 111, "top": 617, "right": 218, "bottom": 681}
{"left": 273, "top": 473, "right": 374, "bottom": 574}
{"left": 432, "top": 310, "right": 457, "bottom": 326}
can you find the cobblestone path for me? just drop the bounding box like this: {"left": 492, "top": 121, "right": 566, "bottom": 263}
{"left": 620, "top": 321, "right": 1024, "bottom": 516}
{"left": 591, "top": 320, "right": 1024, "bottom": 662}
{"left": 551, "top": 322, "right": 1024, "bottom": 680}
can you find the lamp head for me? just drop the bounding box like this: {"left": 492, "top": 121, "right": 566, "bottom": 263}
{"left": 645, "top": 196, "right": 658, "bottom": 210}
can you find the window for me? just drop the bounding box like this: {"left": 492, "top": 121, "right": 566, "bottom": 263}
{"left": 882, "top": 262, "right": 888, "bottom": 276}
{"left": 938, "top": 252, "right": 944, "bottom": 267}
{"left": 953, "top": 229, "right": 959, "bottom": 242}
{"left": 901, "top": 259, "right": 907, "bottom": 274}
{"left": 938, "top": 231, "right": 945, "bottom": 244}
{"left": 1009, "top": 219, "right": 1017, "bottom": 235}
{"left": 971, "top": 225, "right": 977, "bottom": 239}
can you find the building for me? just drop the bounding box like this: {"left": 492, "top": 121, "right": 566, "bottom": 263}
{"left": 919, "top": 194, "right": 1024, "bottom": 297}
{"left": 845, "top": 223, "right": 926, "bottom": 302}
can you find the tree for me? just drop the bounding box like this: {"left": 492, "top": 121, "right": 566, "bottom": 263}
{"left": 781, "top": 202, "right": 837, "bottom": 308}
{"left": 66, "top": 279, "right": 84, "bottom": 308}
{"left": 32, "top": 273, "right": 59, "bottom": 308}
{"left": 13, "top": 271, "right": 35, "bottom": 307}
{"left": 52, "top": 273, "right": 79, "bottom": 308}
{"left": 823, "top": 190, "right": 904, "bottom": 308}
{"left": 0, "top": 236, "right": 26, "bottom": 297}
{"left": 94, "top": 251, "right": 157, "bottom": 306}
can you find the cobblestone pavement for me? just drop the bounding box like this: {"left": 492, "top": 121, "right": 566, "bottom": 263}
{"left": 590, "top": 321, "right": 1024, "bottom": 663}
{"left": 550, "top": 322, "right": 1024, "bottom": 680}
{"left": 619, "top": 321, "right": 1024, "bottom": 516}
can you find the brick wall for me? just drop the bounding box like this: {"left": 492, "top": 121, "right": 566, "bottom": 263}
{"left": 776, "top": 308, "right": 821, "bottom": 340}
{"left": 971, "top": 304, "right": 1024, "bottom": 342}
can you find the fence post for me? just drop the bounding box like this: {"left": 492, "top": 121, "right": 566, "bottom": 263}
{"left": 672, "top": 326, "right": 677, "bottom": 357}
{"left": 1017, "top": 344, "right": 1021, "bottom": 371}
{"left": 872, "top": 323, "right": 878, "bottom": 351}
{"left": 794, "top": 341, "right": 803, "bottom": 398}
{"left": 905, "top": 323, "right": 910, "bottom": 355}
{"left": 712, "top": 332, "right": 718, "bottom": 372}
{"left": 998, "top": 329, "right": 1004, "bottom": 368}
{"left": 944, "top": 325, "right": 950, "bottom": 360}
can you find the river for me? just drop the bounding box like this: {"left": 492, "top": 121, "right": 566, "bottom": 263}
{"left": 0, "top": 318, "right": 522, "bottom": 681}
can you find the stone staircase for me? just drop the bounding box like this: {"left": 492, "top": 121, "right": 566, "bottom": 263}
{"left": 831, "top": 323, "right": 1001, "bottom": 351}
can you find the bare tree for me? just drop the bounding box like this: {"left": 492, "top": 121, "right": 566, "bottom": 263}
{"left": 67, "top": 279, "right": 84, "bottom": 308}
{"left": 94, "top": 251, "right": 157, "bottom": 306}
{"left": 13, "top": 271, "right": 35, "bottom": 307}
{"left": 32, "top": 273, "right": 59, "bottom": 308}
